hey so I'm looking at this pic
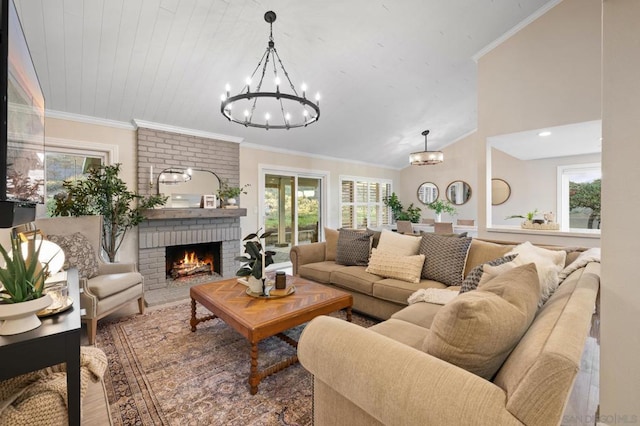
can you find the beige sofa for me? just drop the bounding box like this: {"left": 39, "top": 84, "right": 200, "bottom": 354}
{"left": 293, "top": 237, "right": 600, "bottom": 425}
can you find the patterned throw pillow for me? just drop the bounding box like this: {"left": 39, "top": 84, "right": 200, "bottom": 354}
{"left": 366, "top": 248, "right": 425, "bottom": 283}
{"left": 459, "top": 254, "right": 518, "bottom": 294}
{"left": 419, "top": 233, "right": 472, "bottom": 286}
{"left": 47, "top": 232, "right": 99, "bottom": 279}
{"left": 335, "top": 229, "right": 373, "bottom": 266}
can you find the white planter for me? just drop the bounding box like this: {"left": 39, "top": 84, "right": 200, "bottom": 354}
{"left": 226, "top": 198, "right": 237, "bottom": 206}
{"left": 247, "top": 276, "right": 264, "bottom": 294}
{"left": 0, "top": 293, "right": 52, "bottom": 335}
{"left": 435, "top": 212, "right": 442, "bottom": 222}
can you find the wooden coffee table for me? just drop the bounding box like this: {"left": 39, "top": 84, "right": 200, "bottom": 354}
{"left": 189, "top": 276, "right": 352, "bottom": 394}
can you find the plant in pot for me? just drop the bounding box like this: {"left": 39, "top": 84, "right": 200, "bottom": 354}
{"left": 506, "top": 209, "right": 540, "bottom": 223}
{"left": 235, "top": 229, "right": 276, "bottom": 295}
{"left": 426, "top": 199, "right": 457, "bottom": 222}
{"left": 383, "top": 193, "right": 422, "bottom": 223}
{"left": 51, "top": 163, "right": 167, "bottom": 262}
{"left": 0, "top": 236, "right": 53, "bottom": 335}
{"left": 218, "top": 181, "right": 250, "bottom": 207}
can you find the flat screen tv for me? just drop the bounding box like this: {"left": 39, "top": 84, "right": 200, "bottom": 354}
{"left": 0, "top": 0, "right": 45, "bottom": 227}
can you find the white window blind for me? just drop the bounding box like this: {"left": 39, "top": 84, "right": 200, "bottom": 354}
{"left": 340, "top": 176, "right": 392, "bottom": 229}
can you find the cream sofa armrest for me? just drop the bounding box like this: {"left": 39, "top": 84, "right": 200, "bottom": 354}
{"left": 298, "top": 316, "right": 522, "bottom": 426}
{"left": 97, "top": 262, "right": 137, "bottom": 275}
{"left": 289, "top": 242, "right": 326, "bottom": 275}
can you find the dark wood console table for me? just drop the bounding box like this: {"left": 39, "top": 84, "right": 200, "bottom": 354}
{"left": 0, "top": 269, "right": 81, "bottom": 425}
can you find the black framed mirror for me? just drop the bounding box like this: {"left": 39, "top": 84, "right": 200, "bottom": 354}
{"left": 445, "top": 180, "right": 472, "bottom": 205}
{"left": 491, "top": 178, "right": 511, "bottom": 205}
{"left": 417, "top": 182, "right": 439, "bottom": 204}
{"left": 157, "top": 168, "right": 222, "bottom": 208}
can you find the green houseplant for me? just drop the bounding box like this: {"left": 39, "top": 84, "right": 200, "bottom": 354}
{"left": 235, "top": 229, "right": 276, "bottom": 294}
{"left": 383, "top": 193, "right": 422, "bottom": 223}
{"left": 426, "top": 199, "right": 457, "bottom": 222}
{"left": 51, "top": 163, "right": 167, "bottom": 262}
{"left": 0, "top": 236, "right": 54, "bottom": 335}
{"left": 218, "top": 181, "right": 250, "bottom": 206}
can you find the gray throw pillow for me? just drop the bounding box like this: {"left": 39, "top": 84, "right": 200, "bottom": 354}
{"left": 48, "top": 232, "right": 100, "bottom": 279}
{"left": 335, "top": 229, "right": 373, "bottom": 266}
{"left": 459, "top": 254, "right": 519, "bottom": 293}
{"left": 419, "top": 233, "right": 472, "bottom": 286}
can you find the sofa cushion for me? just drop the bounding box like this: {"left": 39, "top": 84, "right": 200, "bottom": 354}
{"left": 335, "top": 229, "right": 373, "bottom": 266}
{"left": 88, "top": 271, "right": 143, "bottom": 299}
{"left": 463, "top": 239, "right": 516, "bottom": 278}
{"left": 422, "top": 263, "right": 540, "bottom": 380}
{"left": 391, "top": 302, "right": 444, "bottom": 329}
{"left": 459, "top": 254, "right": 518, "bottom": 293}
{"left": 376, "top": 229, "right": 421, "bottom": 255}
{"left": 419, "top": 233, "right": 472, "bottom": 286}
{"left": 331, "top": 266, "right": 382, "bottom": 295}
{"left": 506, "top": 241, "right": 566, "bottom": 307}
{"left": 373, "top": 278, "right": 446, "bottom": 305}
{"left": 47, "top": 232, "right": 99, "bottom": 279}
{"left": 369, "top": 318, "right": 429, "bottom": 350}
{"left": 366, "top": 248, "right": 425, "bottom": 283}
{"left": 299, "top": 261, "right": 347, "bottom": 284}
{"left": 324, "top": 228, "right": 339, "bottom": 261}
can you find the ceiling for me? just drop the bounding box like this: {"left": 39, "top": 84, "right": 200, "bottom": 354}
{"left": 15, "top": 0, "right": 555, "bottom": 169}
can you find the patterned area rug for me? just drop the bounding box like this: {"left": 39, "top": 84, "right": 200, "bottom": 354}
{"left": 96, "top": 300, "right": 376, "bottom": 425}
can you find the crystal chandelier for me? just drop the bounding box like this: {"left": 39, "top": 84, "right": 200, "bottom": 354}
{"left": 220, "top": 11, "right": 320, "bottom": 130}
{"left": 409, "top": 130, "right": 443, "bottom": 165}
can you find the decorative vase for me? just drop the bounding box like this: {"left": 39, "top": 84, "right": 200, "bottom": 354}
{"left": 435, "top": 212, "right": 442, "bottom": 223}
{"left": 0, "top": 293, "right": 52, "bottom": 335}
{"left": 226, "top": 198, "right": 237, "bottom": 206}
{"left": 247, "top": 276, "right": 264, "bottom": 295}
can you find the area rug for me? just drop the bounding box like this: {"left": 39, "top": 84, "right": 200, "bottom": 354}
{"left": 96, "top": 300, "right": 376, "bottom": 425}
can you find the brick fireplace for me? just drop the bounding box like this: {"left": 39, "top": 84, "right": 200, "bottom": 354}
{"left": 136, "top": 125, "right": 244, "bottom": 291}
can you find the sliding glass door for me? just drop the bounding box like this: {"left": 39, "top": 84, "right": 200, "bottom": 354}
{"left": 262, "top": 169, "right": 326, "bottom": 267}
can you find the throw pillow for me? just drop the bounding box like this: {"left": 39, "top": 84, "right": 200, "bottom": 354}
{"left": 324, "top": 227, "right": 339, "bottom": 261}
{"left": 506, "top": 242, "right": 567, "bottom": 307}
{"left": 335, "top": 229, "right": 373, "bottom": 266}
{"left": 477, "top": 261, "right": 518, "bottom": 287}
{"left": 459, "top": 254, "right": 518, "bottom": 293}
{"left": 365, "top": 248, "right": 425, "bottom": 283}
{"left": 423, "top": 263, "right": 540, "bottom": 380}
{"left": 419, "top": 233, "right": 472, "bottom": 286}
{"left": 47, "top": 232, "right": 99, "bottom": 279}
{"left": 366, "top": 228, "right": 382, "bottom": 249}
{"left": 376, "top": 229, "right": 421, "bottom": 256}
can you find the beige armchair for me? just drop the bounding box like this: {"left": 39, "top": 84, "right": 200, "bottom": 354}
{"left": 34, "top": 215, "right": 144, "bottom": 344}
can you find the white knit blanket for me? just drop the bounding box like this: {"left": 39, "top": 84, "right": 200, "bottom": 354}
{"left": 558, "top": 247, "right": 601, "bottom": 281}
{"left": 408, "top": 288, "right": 459, "bottom": 305}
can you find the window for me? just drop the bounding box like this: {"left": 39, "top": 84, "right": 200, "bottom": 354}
{"left": 557, "top": 163, "right": 601, "bottom": 231}
{"left": 340, "top": 176, "right": 392, "bottom": 229}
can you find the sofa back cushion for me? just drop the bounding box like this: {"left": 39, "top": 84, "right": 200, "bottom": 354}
{"left": 463, "top": 239, "right": 515, "bottom": 278}
{"left": 422, "top": 263, "right": 540, "bottom": 380}
{"left": 324, "top": 227, "right": 339, "bottom": 261}
{"left": 419, "top": 233, "right": 472, "bottom": 286}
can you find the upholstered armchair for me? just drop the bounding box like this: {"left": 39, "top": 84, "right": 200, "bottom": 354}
{"left": 34, "top": 215, "right": 144, "bottom": 344}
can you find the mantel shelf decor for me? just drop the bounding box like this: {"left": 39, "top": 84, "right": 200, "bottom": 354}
{"left": 220, "top": 11, "right": 320, "bottom": 130}
{"left": 520, "top": 220, "right": 560, "bottom": 230}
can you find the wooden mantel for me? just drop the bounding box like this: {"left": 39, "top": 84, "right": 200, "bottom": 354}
{"left": 142, "top": 208, "right": 247, "bottom": 220}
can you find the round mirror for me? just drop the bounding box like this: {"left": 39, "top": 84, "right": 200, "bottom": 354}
{"left": 491, "top": 178, "right": 511, "bottom": 205}
{"left": 445, "top": 180, "right": 472, "bottom": 205}
{"left": 417, "top": 182, "right": 439, "bottom": 205}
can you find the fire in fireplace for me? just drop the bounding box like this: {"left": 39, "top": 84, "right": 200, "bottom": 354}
{"left": 166, "top": 242, "right": 221, "bottom": 280}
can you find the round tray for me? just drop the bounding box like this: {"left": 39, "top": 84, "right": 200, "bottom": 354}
{"left": 37, "top": 297, "right": 73, "bottom": 318}
{"left": 245, "top": 286, "right": 296, "bottom": 299}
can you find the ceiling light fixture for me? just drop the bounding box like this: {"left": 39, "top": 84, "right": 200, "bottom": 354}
{"left": 409, "top": 130, "right": 443, "bottom": 165}
{"left": 220, "top": 11, "right": 320, "bottom": 130}
{"left": 538, "top": 131, "right": 552, "bottom": 137}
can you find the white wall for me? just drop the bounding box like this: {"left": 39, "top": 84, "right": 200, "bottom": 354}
{"left": 600, "top": 0, "right": 640, "bottom": 421}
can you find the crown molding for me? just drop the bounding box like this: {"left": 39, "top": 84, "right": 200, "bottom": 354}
{"left": 472, "top": 0, "right": 563, "bottom": 62}
{"left": 46, "top": 109, "right": 136, "bottom": 130}
{"left": 241, "top": 142, "right": 401, "bottom": 171}
{"left": 132, "top": 119, "right": 244, "bottom": 144}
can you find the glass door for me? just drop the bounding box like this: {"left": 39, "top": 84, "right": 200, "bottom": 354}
{"left": 263, "top": 171, "right": 325, "bottom": 268}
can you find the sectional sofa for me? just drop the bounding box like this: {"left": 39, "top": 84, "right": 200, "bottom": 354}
{"left": 292, "top": 229, "right": 600, "bottom": 425}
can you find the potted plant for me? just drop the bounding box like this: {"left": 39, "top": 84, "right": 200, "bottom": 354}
{"left": 51, "top": 163, "right": 167, "bottom": 262}
{"left": 218, "top": 181, "right": 250, "bottom": 207}
{"left": 506, "top": 209, "right": 539, "bottom": 222}
{"left": 0, "top": 236, "right": 53, "bottom": 335}
{"left": 235, "top": 229, "right": 276, "bottom": 295}
{"left": 383, "top": 193, "right": 422, "bottom": 223}
{"left": 426, "top": 199, "right": 457, "bottom": 222}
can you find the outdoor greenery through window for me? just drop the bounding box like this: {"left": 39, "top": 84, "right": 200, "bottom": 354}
{"left": 340, "top": 177, "right": 392, "bottom": 229}
{"left": 45, "top": 152, "right": 103, "bottom": 215}
{"left": 558, "top": 163, "right": 601, "bottom": 231}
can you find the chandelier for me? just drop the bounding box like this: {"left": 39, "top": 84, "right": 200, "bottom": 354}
{"left": 220, "top": 11, "right": 320, "bottom": 130}
{"left": 409, "top": 130, "right": 443, "bottom": 165}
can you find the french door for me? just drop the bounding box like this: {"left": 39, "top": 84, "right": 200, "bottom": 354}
{"left": 261, "top": 167, "right": 327, "bottom": 268}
